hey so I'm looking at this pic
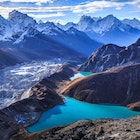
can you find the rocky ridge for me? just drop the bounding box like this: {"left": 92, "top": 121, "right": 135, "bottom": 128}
{"left": 62, "top": 64, "right": 140, "bottom": 110}
{"left": 59, "top": 15, "right": 140, "bottom": 46}
{"left": 12, "top": 116, "right": 140, "bottom": 140}
{"left": 80, "top": 38, "right": 140, "bottom": 72}
{"left": 0, "top": 63, "right": 77, "bottom": 140}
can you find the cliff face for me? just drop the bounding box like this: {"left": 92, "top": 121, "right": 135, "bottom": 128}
{"left": 62, "top": 64, "right": 140, "bottom": 107}
{"left": 80, "top": 38, "right": 140, "bottom": 72}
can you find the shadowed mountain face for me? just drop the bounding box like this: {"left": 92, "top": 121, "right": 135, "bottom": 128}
{"left": 0, "top": 34, "right": 86, "bottom": 69}
{"left": 80, "top": 38, "right": 140, "bottom": 72}
{"left": 0, "top": 10, "right": 103, "bottom": 69}
{"left": 0, "top": 49, "right": 21, "bottom": 69}
{"left": 62, "top": 64, "right": 140, "bottom": 106}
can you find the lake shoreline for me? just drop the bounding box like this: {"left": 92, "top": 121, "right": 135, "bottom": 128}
{"left": 28, "top": 96, "right": 140, "bottom": 133}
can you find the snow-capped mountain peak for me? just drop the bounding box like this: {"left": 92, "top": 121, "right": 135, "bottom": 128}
{"left": 79, "top": 15, "right": 94, "bottom": 23}
{"left": 77, "top": 15, "right": 95, "bottom": 31}
{"left": 0, "top": 10, "right": 139, "bottom": 46}
{"left": 36, "top": 21, "right": 63, "bottom": 35}
{"left": 122, "top": 18, "right": 140, "bottom": 30}
{"left": 98, "top": 14, "right": 121, "bottom": 32}
{"left": 8, "top": 10, "right": 36, "bottom": 32}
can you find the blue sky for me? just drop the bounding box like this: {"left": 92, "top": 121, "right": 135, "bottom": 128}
{"left": 0, "top": 0, "right": 140, "bottom": 24}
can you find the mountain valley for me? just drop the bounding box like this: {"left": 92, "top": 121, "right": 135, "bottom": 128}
{"left": 0, "top": 10, "right": 140, "bottom": 140}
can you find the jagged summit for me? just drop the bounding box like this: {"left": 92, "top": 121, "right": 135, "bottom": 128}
{"left": 80, "top": 38, "right": 140, "bottom": 72}
{"left": 8, "top": 10, "right": 36, "bottom": 28}
{"left": 123, "top": 18, "right": 140, "bottom": 30}
{"left": 79, "top": 15, "right": 94, "bottom": 23}
{"left": 0, "top": 10, "right": 139, "bottom": 46}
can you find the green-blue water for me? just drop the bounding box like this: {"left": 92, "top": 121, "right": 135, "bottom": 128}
{"left": 80, "top": 71, "right": 93, "bottom": 76}
{"left": 28, "top": 97, "right": 140, "bottom": 133}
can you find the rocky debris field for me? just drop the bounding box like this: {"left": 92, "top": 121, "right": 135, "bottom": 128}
{"left": 15, "top": 115, "right": 140, "bottom": 140}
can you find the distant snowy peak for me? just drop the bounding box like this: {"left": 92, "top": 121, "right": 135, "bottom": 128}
{"left": 79, "top": 15, "right": 94, "bottom": 23}
{"left": 7, "top": 10, "right": 38, "bottom": 42}
{"left": 8, "top": 10, "right": 36, "bottom": 32}
{"left": 77, "top": 15, "right": 95, "bottom": 31}
{"left": 97, "top": 15, "right": 122, "bottom": 32}
{"left": 36, "top": 21, "right": 64, "bottom": 35}
{"left": 123, "top": 18, "right": 140, "bottom": 30}
{"left": 76, "top": 14, "right": 123, "bottom": 34}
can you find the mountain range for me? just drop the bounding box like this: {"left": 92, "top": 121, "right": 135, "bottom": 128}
{"left": 0, "top": 10, "right": 102, "bottom": 69}
{"left": 0, "top": 10, "right": 140, "bottom": 139}
{"left": 58, "top": 15, "right": 140, "bottom": 46}
{"left": 0, "top": 10, "right": 140, "bottom": 69}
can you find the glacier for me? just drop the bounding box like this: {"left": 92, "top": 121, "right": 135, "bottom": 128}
{"left": 0, "top": 60, "right": 62, "bottom": 109}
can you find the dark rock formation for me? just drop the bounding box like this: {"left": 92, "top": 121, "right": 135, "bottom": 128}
{"left": 127, "top": 102, "right": 140, "bottom": 111}
{"left": 80, "top": 38, "right": 140, "bottom": 72}
{"left": 12, "top": 116, "right": 140, "bottom": 140}
{"left": 62, "top": 64, "right": 140, "bottom": 107}
{"left": 0, "top": 49, "right": 21, "bottom": 69}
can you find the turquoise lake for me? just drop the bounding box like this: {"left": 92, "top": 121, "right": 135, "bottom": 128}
{"left": 28, "top": 97, "right": 140, "bottom": 133}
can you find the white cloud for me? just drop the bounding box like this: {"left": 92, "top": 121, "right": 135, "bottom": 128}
{"left": 0, "top": 0, "right": 139, "bottom": 19}
{"left": 1, "top": 0, "right": 53, "bottom": 2}
{"left": 72, "top": 1, "right": 125, "bottom": 13}
{"left": 1, "top": 0, "right": 54, "bottom": 6}
{"left": 28, "top": 12, "right": 65, "bottom": 19}
{"left": 127, "top": 0, "right": 140, "bottom": 8}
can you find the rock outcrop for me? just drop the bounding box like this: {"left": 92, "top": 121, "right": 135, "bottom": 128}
{"left": 127, "top": 102, "right": 140, "bottom": 111}
{"left": 80, "top": 38, "right": 140, "bottom": 72}
{"left": 11, "top": 116, "right": 140, "bottom": 140}
{"left": 62, "top": 64, "right": 140, "bottom": 108}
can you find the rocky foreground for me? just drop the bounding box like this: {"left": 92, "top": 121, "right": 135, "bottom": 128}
{"left": 11, "top": 116, "right": 140, "bottom": 140}
{"left": 0, "top": 62, "right": 140, "bottom": 139}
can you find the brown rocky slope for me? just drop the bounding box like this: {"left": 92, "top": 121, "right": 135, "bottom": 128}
{"left": 12, "top": 116, "right": 140, "bottom": 140}
{"left": 0, "top": 62, "right": 77, "bottom": 140}
{"left": 62, "top": 64, "right": 140, "bottom": 110}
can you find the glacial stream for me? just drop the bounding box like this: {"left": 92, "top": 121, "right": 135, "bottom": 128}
{"left": 0, "top": 60, "right": 62, "bottom": 109}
